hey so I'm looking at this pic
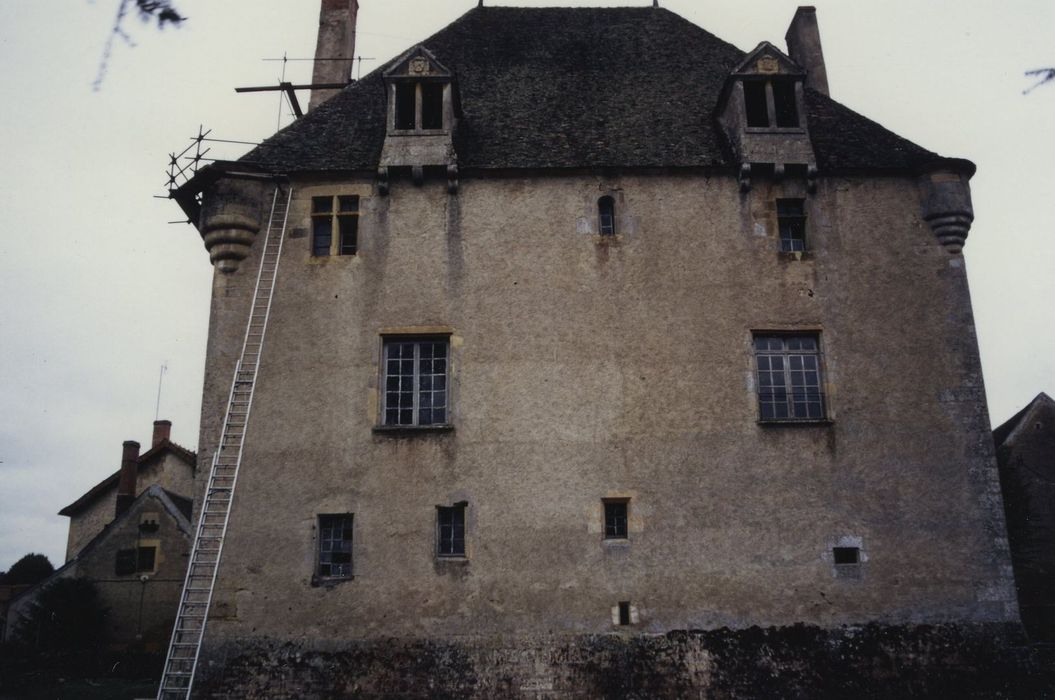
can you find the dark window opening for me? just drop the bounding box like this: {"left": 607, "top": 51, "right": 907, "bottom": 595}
{"left": 395, "top": 82, "right": 417, "bottom": 130}
{"left": 833, "top": 546, "right": 860, "bottom": 565}
{"left": 338, "top": 195, "right": 359, "bottom": 255}
{"left": 313, "top": 195, "right": 359, "bottom": 257}
{"left": 777, "top": 198, "right": 807, "bottom": 252}
{"left": 744, "top": 81, "right": 769, "bottom": 127}
{"left": 115, "top": 548, "right": 136, "bottom": 576}
{"left": 598, "top": 196, "right": 616, "bottom": 236}
{"left": 312, "top": 196, "right": 333, "bottom": 256}
{"left": 773, "top": 80, "right": 799, "bottom": 127}
{"left": 383, "top": 338, "right": 449, "bottom": 426}
{"left": 618, "top": 601, "right": 631, "bottom": 626}
{"left": 137, "top": 546, "right": 156, "bottom": 572}
{"left": 754, "top": 334, "right": 826, "bottom": 421}
{"left": 318, "top": 514, "right": 354, "bottom": 578}
{"left": 421, "top": 83, "right": 444, "bottom": 130}
{"left": 437, "top": 504, "right": 465, "bottom": 557}
{"left": 604, "top": 500, "right": 628, "bottom": 539}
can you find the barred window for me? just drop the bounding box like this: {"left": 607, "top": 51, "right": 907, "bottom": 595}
{"left": 754, "top": 334, "right": 826, "bottom": 421}
{"left": 382, "top": 338, "right": 449, "bottom": 426}
{"left": 311, "top": 195, "right": 359, "bottom": 257}
{"left": 437, "top": 504, "right": 465, "bottom": 557}
{"left": 604, "top": 499, "right": 628, "bottom": 539}
{"left": 777, "top": 199, "right": 806, "bottom": 252}
{"left": 317, "top": 514, "right": 353, "bottom": 579}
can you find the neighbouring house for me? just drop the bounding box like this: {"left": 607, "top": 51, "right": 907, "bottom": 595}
{"left": 5, "top": 421, "right": 195, "bottom": 651}
{"left": 160, "top": 2, "right": 1033, "bottom": 696}
{"left": 994, "top": 392, "right": 1055, "bottom": 641}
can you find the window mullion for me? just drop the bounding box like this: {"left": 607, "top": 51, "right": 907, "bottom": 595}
{"left": 783, "top": 344, "right": 795, "bottom": 418}
{"left": 764, "top": 80, "right": 777, "bottom": 128}
{"left": 412, "top": 342, "right": 421, "bottom": 425}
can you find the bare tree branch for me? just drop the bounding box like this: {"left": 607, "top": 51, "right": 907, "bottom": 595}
{"left": 1023, "top": 68, "right": 1055, "bottom": 95}
{"left": 93, "top": 0, "right": 185, "bottom": 91}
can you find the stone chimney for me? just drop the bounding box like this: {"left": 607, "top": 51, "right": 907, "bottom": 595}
{"left": 785, "top": 6, "right": 829, "bottom": 96}
{"left": 115, "top": 440, "right": 141, "bottom": 518}
{"left": 308, "top": 0, "right": 359, "bottom": 112}
{"left": 152, "top": 419, "right": 172, "bottom": 447}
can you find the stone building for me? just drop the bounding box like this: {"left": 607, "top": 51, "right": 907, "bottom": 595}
{"left": 166, "top": 3, "right": 1027, "bottom": 695}
{"left": 994, "top": 392, "right": 1055, "bottom": 641}
{"left": 5, "top": 421, "right": 195, "bottom": 650}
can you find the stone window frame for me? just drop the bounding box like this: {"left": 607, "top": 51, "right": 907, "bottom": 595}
{"left": 315, "top": 513, "right": 354, "bottom": 582}
{"left": 115, "top": 542, "right": 159, "bottom": 576}
{"left": 310, "top": 194, "right": 359, "bottom": 257}
{"left": 436, "top": 502, "right": 467, "bottom": 559}
{"left": 752, "top": 332, "right": 830, "bottom": 424}
{"left": 388, "top": 79, "right": 452, "bottom": 135}
{"left": 598, "top": 195, "right": 617, "bottom": 236}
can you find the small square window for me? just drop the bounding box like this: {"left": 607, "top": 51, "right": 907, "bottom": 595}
{"left": 777, "top": 199, "right": 806, "bottom": 252}
{"left": 437, "top": 504, "right": 465, "bottom": 557}
{"left": 382, "top": 337, "right": 450, "bottom": 427}
{"left": 317, "top": 514, "right": 354, "bottom": 579}
{"left": 604, "top": 500, "right": 628, "bottom": 539}
{"left": 754, "top": 333, "right": 826, "bottom": 422}
{"left": 833, "top": 546, "right": 860, "bottom": 565}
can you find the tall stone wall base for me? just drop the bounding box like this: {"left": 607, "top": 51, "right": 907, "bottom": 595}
{"left": 195, "top": 623, "right": 1054, "bottom": 699}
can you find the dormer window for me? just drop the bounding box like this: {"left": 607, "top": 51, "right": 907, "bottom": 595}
{"left": 744, "top": 78, "right": 800, "bottom": 129}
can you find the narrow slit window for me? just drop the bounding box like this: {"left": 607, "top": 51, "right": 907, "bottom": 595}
{"left": 618, "top": 601, "right": 631, "bottom": 626}
{"left": 395, "top": 82, "right": 417, "bottom": 130}
{"left": 604, "top": 499, "right": 628, "bottom": 539}
{"left": 744, "top": 81, "right": 769, "bottom": 127}
{"left": 437, "top": 504, "right": 465, "bottom": 557}
{"left": 598, "top": 196, "right": 616, "bottom": 236}
{"left": 773, "top": 80, "right": 799, "bottom": 127}
{"left": 337, "top": 196, "right": 359, "bottom": 255}
{"left": 777, "top": 199, "right": 806, "bottom": 252}
{"left": 421, "top": 83, "right": 444, "bottom": 130}
{"left": 317, "top": 514, "right": 354, "bottom": 579}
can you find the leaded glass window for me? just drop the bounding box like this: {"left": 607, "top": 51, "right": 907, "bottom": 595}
{"left": 382, "top": 338, "right": 449, "bottom": 426}
{"left": 437, "top": 505, "right": 465, "bottom": 557}
{"left": 777, "top": 199, "right": 806, "bottom": 252}
{"left": 317, "top": 514, "right": 353, "bottom": 579}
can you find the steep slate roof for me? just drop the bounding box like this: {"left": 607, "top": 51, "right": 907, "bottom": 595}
{"left": 994, "top": 392, "right": 1055, "bottom": 448}
{"left": 57, "top": 439, "right": 197, "bottom": 517}
{"left": 242, "top": 6, "right": 941, "bottom": 174}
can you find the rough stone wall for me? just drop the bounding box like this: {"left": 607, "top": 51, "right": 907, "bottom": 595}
{"left": 190, "top": 170, "right": 1017, "bottom": 683}
{"left": 194, "top": 623, "right": 1052, "bottom": 699}
{"left": 997, "top": 398, "right": 1055, "bottom": 640}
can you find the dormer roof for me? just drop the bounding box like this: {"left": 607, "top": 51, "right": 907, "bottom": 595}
{"left": 730, "top": 42, "right": 805, "bottom": 78}
{"left": 383, "top": 45, "right": 453, "bottom": 81}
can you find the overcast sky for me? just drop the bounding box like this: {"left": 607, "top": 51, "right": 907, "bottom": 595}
{"left": 1, "top": 0, "right": 1052, "bottom": 571}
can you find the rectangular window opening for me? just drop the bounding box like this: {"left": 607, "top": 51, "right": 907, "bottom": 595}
{"left": 115, "top": 548, "right": 136, "bottom": 576}
{"left": 317, "top": 514, "right": 354, "bottom": 579}
{"left": 395, "top": 82, "right": 417, "bottom": 130}
{"left": 777, "top": 198, "right": 807, "bottom": 252}
{"left": 833, "top": 546, "right": 860, "bottom": 565}
{"left": 618, "top": 601, "right": 631, "bottom": 626}
{"left": 773, "top": 80, "right": 799, "bottom": 127}
{"left": 604, "top": 500, "right": 629, "bottom": 539}
{"left": 382, "top": 337, "right": 449, "bottom": 427}
{"left": 744, "top": 81, "right": 769, "bottom": 127}
{"left": 137, "top": 545, "right": 157, "bottom": 572}
{"left": 754, "top": 333, "right": 826, "bottom": 422}
{"left": 421, "top": 83, "right": 444, "bottom": 130}
{"left": 437, "top": 504, "right": 466, "bottom": 557}
{"left": 311, "top": 196, "right": 333, "bottom": 257}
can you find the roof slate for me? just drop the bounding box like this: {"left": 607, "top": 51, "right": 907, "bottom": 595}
{"left": 241, "top": 6, "right": 945, "bottom": 174}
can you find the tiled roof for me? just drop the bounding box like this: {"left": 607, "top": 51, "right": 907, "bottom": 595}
{"left": 240, "top": 6, "right": 949, "bottom": 175}
{"left": 57, "top": 440, "right": 197, "bottom": 517}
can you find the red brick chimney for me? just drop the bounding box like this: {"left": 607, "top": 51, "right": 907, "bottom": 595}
{"left": 308, "top": 0, "right": 359, "bottom": 112}
{"left": 152, "top": 419, "right": 172, "bottom": 447}
{"left": 115, "top": 440, "right": 140, "bottom": 517}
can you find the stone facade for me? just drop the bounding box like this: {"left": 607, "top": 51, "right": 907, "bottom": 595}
{"left": 171, "top": 4, "right": 1022, "bottom": 695}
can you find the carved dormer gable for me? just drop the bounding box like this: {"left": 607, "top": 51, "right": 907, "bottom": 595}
{"left": 378, "top": 46, "right": 459, "bottom": 193}
{"left": 717, "top": 42, "right": 816, "bottom": 191}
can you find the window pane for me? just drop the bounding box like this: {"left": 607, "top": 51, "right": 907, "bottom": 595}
{"left": 744, "top": 81, "right": 769, "bottom": 127}
{"left": 338, "top": 195, "right": 359, "bottom": 213}
{"left": 312, "top": 219, "right": 332, "bottom": 257}
{"left": 421, "top": 83, "right": 444, "bottom": 129}
{"left": 338, "top": 216, "right": 357, "bottom": 256}
{"left": 395, "top": 82, "right": 416, "bottom": 130}
{"left": 318, "top": 514, "right": 353, "bottom": 578}
{"left": 311, "top": 196, "right": 333, "bottom": 214}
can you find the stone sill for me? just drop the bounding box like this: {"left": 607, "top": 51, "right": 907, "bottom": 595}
{"left": 757, "top": 419, "right": 833, "bottom": 427}
{"left": 372, "top": 424, "right": 454, "bottom": 437}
